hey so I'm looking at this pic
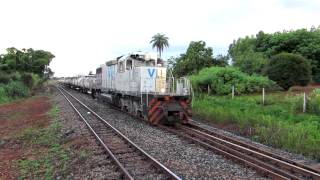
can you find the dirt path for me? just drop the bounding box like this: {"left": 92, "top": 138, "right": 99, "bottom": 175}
{"left": 0, "top": 97, "right": 51, "bottom": 179}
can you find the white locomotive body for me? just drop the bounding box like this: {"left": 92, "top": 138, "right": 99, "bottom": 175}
{"left": 97, "top": 53, "right": 167, "bottom": 95}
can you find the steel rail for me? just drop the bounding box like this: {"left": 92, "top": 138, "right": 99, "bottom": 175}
{"left": 180, "top": 124, "right": 320, "bottom": 180}
{"left": 58, "top": 86, "right": 181, "bottom": 180}
{"left": 57, "top": 87, "right": 133, "bottom": 179}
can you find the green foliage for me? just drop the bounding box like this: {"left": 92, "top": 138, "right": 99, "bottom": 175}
{"left": 229, "top": 27, "right": 320, "bottom": 82}
{"left": 0, "top": 71, "right": 21, "bottom": 84}
{"left": 4, "top": 81, "right": 30, "bottom": 98}
{"left": 48, "top": 105, "right": 60, "bottom": 119}
{"left": 150, "top": 33, "right": 169, "bottom": 58}
{"left": 190, "top": 67, "right": 275, "bottom": 95}
{"left": 265, "top": 53, "right": 311, "bottom": 90}
{"left": 18, "top": 139, "right": 69, "bottom": 179}
{"left": 0, "top": 46, "right": 54, "bottom": 103}
{"left": 18, "top": 106, "right": 70, "bottom": 179}
{"left": 307, "top": 89, "right": 320, "bottom": 115}
{"left": 193, "top": 94, "right": 320, "bottom": 159}
{"left": 0, "top": 71, "right": 44, "bottom": 104}
{"left": 0, "top": 86, "right": 10, "bottom": 103}
{"left": 233, "top": 51, "right": 268, "bottom": 75}
{"left": 170, "top": 41, "right": 227, "bottom": 77}
{"left": 0, "top": 47, "right": 55, "bottom": 78}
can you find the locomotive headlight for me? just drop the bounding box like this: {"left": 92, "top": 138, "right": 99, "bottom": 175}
{"left": 160, "top": 88, "right": 165, "bottom": 93}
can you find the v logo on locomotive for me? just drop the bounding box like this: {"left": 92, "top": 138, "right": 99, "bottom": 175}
{"left": 148, "top": 68, "right": 155, "bottom": 78}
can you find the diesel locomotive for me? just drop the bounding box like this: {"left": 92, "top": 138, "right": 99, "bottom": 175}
{"left": 62, "top": 52, "right": 192, "bottom": 125}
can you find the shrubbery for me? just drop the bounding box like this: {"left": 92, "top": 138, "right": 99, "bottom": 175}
{"left": 0, "top": 87, "right": 9, "bottom": 103}
{"left": 4, "top": 81, "right": 30, "bottom": 98}
{"left": 190, "top": 67, "right": 275, "bottom": 95}
{"left": 265, "top": 53, "right": 311, "bottom": 90}
{"left": 307, "top": 89, "right": 320, "bottom": 115}
{"left": 0, "top": 71, "right": 42, "bottom": 104}
{"left": 0, "top": 81, "right": 30, "bottom": 104}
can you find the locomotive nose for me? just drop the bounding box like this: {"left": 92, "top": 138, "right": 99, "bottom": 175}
{"left": 148, "top": 96, "right": 191, "bottom": 125}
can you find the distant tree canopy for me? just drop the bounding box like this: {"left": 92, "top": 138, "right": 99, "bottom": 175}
{"left": 169, "top": 41, "right": 228, "bottom": 77}
{"left": 265, "top": 53, "right": 311, "bottom": 90}
{"left": 229, "top": 27, "right": 320, "bottom": 82}
{"left": 0, "top": 47, "right": 55, "bottom": 78}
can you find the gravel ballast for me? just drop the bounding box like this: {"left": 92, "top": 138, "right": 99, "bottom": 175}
{"left": 64, "top": 87, "right": 267, "bottom": 179}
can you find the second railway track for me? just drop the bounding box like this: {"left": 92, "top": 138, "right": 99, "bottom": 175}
{"left": 57, "top": 86, "right": 181, "bottom": 180}
{"left": 161, "top": 123, "right": 320, "bottom": 180}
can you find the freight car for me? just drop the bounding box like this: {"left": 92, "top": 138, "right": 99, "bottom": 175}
{"left": 63, "top": 52, "right": 192, "bottom": 125}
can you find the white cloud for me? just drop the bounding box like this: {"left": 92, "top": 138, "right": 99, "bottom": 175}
{"left": 0, "top": 0, "right": 319, "bottom": 77}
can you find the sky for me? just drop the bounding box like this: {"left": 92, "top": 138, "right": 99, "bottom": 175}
{"left": 0, "top": 0, "right": 319, "bottom": 77}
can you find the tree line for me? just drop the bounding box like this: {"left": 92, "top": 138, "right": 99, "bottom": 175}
{"left": 164, "top": 26, "right": 320, "bottom": 90}
{"left": 0, "top": 47, "right": 55, "bottom": 78}
{"left": 0, "top": 47, "right": 55, "bottom": 102}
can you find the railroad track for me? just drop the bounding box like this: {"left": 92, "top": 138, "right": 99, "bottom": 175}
{"left": 57, "top": 86, "right": 181, "bottom": 180}
{"left": 161, "top": 122, "right": 320, "bottom": 180}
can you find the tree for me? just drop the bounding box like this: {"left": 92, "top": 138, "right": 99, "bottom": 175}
{"left": 150, "top": 33, "right": 169, "bottom": 58}
{"left": 170, "top": 41, "right": 213, "bottom": 77}
{"left": 229, "top": 27, "right": 320, "bottom": 81}
{"left": 169, "top": 41, "right": 228, "bottom": 77}
{"left": 0, "top": 47, "right": 55, "bottom": 77}
{"left": 234, "top": 51, "right": 268, "bottom": 75}
{"left": 228, "top": 35, "right": 267, "bottom": 74}
{"left": 265, "top": 53, "right": 311, "bottom": 90}
{"left": 213, "top": 54, "right": 229, "bottom": 67}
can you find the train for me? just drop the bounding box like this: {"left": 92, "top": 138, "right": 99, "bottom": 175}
{"left": 60, "top": 52, "right": 192, "bottom": 125}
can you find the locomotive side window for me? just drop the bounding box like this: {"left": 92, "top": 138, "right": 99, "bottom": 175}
{"left": 118, "top": 61, "right": 125, "bottom": 73}
{"left": 126, "top": 59, "right": 132, "bottom": 70}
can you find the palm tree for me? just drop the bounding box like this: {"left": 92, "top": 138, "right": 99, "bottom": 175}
{"left": 150, "top": 33, "right": 169, "bottom": 58}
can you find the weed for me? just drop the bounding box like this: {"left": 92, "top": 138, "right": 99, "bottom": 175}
{"left": 48, "top": 105, "right": 59, "bottom": 119}
{"left": 17, "top": 105, "right": 71, "bottom": 178}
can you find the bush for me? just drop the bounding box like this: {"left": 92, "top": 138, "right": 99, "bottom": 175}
{"left": 0, "top": 71, "right": 12, "bottom": 84}
{"left": 190, "top": 67, "right": 275, "bottom": 95}
{"left": 21, "top": 73, "right": 33, "bottom": 88}
{"left": 234, "top": 51, "right": 268, "bottom": 75}
{"left": 0, "top": 86, "right": 9, "bottom": 103}
{"left": 0, "top": 71, "right": 23, "bottom": 84}
{"left": 307, "top": 89, "right": 320, "bottom": 115}
{"left": 265, "top": 53, "right": 311, "bottom": 90}
{"left": 31, "top": 73, "right": 42, "bottom": 87}
{"left": 5, "top": 81, "right": 30, "bottom": 98}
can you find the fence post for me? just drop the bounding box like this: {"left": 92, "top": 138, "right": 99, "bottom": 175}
{"left": 232, "top": 85, "right": 235, "bottom": 99}
{"left": 303, "top": 92, "right": 307, "bottom": 113}
{"left": 262, "top": 88, "right": 265, "bottom": 105}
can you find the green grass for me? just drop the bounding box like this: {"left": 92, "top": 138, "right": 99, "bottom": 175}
{"left": 17, "top": 105, "right": 70, "bottom": 179}
{"left": 193, "top": 93, "right": 320, "bottom": 160}
{"left": 0, "top": 86, "right": 11, "bottom": 104}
